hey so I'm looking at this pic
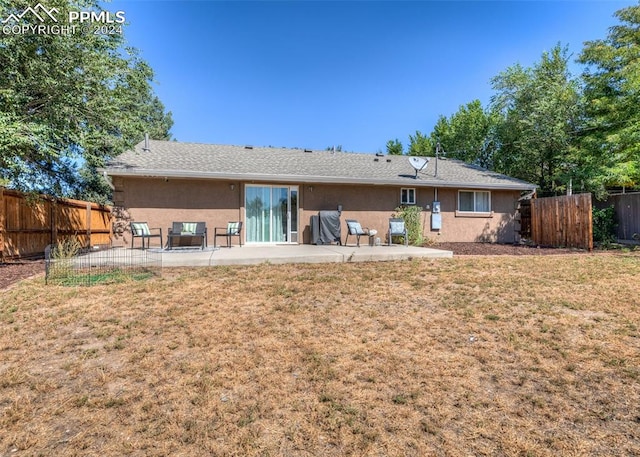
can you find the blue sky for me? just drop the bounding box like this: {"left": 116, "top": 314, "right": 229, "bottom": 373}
{"left": 112, "top": 1, "right": 630, "bottom": 153}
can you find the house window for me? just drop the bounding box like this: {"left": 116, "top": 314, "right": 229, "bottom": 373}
{"left": 401, "top": 188, "right": 416, "bottom": 205}
{"left": 458, "top": 190, "right": 491, "bottom": 212}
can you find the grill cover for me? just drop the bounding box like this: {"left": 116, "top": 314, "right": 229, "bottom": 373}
{"left": 317, "top": 210, "right": 341, "bottom": 245}
{"left": 310, "top": 215, "right": 320, "bottom": 245}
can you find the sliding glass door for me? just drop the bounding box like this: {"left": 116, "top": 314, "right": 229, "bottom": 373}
{"left": 245, "top": 185, "right": 298, "bottom": 243}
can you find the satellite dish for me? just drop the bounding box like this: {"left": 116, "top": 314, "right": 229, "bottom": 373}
{"left": 408, "top": 156, "right": 429, "bottom": 178}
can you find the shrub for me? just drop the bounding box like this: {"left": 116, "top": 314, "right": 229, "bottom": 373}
{"left": 52, "top": 237, "right": 83, "bottom": 259}
{"left": 592, "top": 206, "right": 617, "bottom": 244}
{"left": 392, "top": 205, "right": 423, "bottom": 246}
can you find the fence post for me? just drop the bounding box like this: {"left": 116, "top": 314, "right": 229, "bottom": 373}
{"left": 0, "top": 187, "right": 4, "bottom": 262}
{"left": 86, "top": 202, "right": 92, "bottom": 248}
{"left": 51, "top": 197, "right": 58, "bottom": 246}
{"left": 585, "top": 194, "right": 593, "bottom": 251}
{"left": 531, "top": 198, "right": 537, "bottom": 246}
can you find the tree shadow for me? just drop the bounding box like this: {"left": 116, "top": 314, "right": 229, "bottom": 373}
{"left": 475, "top": 213, "right": 515, "bottom": 243}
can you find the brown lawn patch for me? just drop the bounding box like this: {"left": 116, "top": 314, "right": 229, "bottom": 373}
{"left": 1, "top": 254, "right": 639, "bottom": 456}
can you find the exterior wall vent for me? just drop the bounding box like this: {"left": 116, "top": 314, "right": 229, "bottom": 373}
{"left": 375, "top": 152, "right": 384, "bottom": 157}
{"left": 245, "top": 145, "right": 253, "bottom": 149}
{"left": 304, "top": 149, "right": 312, "bottom": 153}
{"left": 386, "top": 158, "right": 391, "bottom": 163}
{"left": 374, "top": 158, "right": 379, "bottom": 162}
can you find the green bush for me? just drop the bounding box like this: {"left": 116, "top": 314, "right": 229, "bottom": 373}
{"left": 392, "top": 205, "right": 423, "bottom": 246}
{"left": 52, "top": 237, "right": 83, "bottom": 259}
{"left": 592, "top": 206, "right": 617, "bottom": 244}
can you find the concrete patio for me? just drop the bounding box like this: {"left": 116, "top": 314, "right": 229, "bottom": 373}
{"left": 150, "top": 243, "right": 453, "bottom": 267}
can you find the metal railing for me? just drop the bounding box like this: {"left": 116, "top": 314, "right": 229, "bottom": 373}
{"left": 45, "top": 244, "right": 161, "bottom": 286}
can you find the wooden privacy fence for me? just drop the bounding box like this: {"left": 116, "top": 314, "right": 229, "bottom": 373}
{"left": 531, "top": 193, "right": 593, "bottom": 251}
{"left": 601, "top": 192, "right": 640, "bottom": 241}
{"left": 0, "top": 188, "right": 112, "bottom": 260}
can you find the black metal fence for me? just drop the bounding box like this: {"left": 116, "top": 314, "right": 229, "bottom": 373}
{"left": 45, "top": 244, "right": 161, "bottom": 286}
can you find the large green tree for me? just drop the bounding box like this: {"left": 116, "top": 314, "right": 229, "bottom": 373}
{"left": 490, "top": 44, "right": 581, "bottom": 194}
{"left": 0, "top": 0, "right": 172, "bottom": 202}
{"left": 430, "top": 100, "right": 498, "bottom": 169}
{"left": 579, "top": 3, "right": 640, "bottom": 193}
{"left": 386, "top": 138, "right": 403, "bottom": 155}
{"left": 407, "top": 130, "right": 433, "bottom": 156}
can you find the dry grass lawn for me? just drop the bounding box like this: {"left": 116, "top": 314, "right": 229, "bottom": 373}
{"left": 1, "top": 254, "right": 639, "bottom": 456}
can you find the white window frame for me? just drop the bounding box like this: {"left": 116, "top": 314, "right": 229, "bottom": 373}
{"left": 458, "top": 190, "right": 491, "bottom": 213}
{"left": 400, "top": 188, "right": 416, "bottom": 205}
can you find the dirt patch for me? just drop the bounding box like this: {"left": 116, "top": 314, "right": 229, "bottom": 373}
{"left": 435, "top": 242, "right": 588, "bottom": 255}
{"left": 0, "top": 260, "right": 45, "bottom": 290}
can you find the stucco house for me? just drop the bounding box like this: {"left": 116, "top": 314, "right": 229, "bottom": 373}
{"left": 103, "top": 140, "right": 536, "bottom": 246}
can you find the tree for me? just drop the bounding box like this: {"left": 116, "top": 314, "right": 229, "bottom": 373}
{"left": 407, "top": 131, "right": 433, "bottom": 156}
{"left": 0, "top": 0, "right": 173, "bottom": 202}
{"left": 579, "top": 3, "right": 640, "bottom": 193}
{"left": 429, "top": 100, "right": 498, "bottom": 168}
{"left": 490, "top": 44, "right": 581, "bottom": 194}
{"left": 386, "top": 138, "right": 403, "bottom": 155}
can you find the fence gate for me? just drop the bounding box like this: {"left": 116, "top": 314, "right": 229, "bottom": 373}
{"left": 531, "top": 193, "right": 593, "bottom": 251}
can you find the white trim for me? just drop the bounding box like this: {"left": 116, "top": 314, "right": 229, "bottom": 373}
{"left": 458, "top": 189, "right": 491, "bottom": 213}
{"left": 400, "top": 187, "right": 416, "bottom": 205}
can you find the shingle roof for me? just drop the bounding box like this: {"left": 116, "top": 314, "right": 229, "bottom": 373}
{"left": 104, "top": 140, "right": 536, "bottom": 191}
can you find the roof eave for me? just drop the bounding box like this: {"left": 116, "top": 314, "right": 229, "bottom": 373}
{"left": 102, "top": 168, "right": 536, "bottom": 191}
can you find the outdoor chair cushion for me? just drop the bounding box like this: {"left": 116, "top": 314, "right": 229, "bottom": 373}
{"left": 390, "top": 220, "right": 405, "bottom": 234}
{"left": 182, "top": 222, "right": 197, "bottom": 234}
{"left": 131, "top": 222, "right": 151, "bottom": 236}
{"left": 168, "top": 222, "right": 207, "bottom": 249}
{"left": 227, "top": 222, "right": 241, "bottom": 234}
{"left": 347, "top": 220, "right": 365, "bottom": 235}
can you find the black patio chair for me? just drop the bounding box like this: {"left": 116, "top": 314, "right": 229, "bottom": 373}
{"left": 167, "top": 222, "right": 207, "bottom": 249}
{"left": 344, "top": 219, "right": 376, "bottom": 247}
{"left": 214, "top": 221, "right": 243, "bottom": 248}
{"left": 130, "top": 222, "right": 163, "bottom": 250}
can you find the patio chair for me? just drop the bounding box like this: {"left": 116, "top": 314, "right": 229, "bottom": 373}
{"left": 214, "top": 221, "right": 243, "bottom": 248}
{"left": 344, "top": 219, "right": 377, "bottom": 247}
{"left": 168, "top": 222, "right": 207, "bottom": 249}
{"left": 388, "top": 218, "right": 408, "bottom": 246}
{"left": 130, "top": 222, "right": 163, "bottom": 250}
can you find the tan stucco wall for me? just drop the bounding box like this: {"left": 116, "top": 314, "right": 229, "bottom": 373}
{"left": 300, "top": 184, "right": 519, "bottom": 244}
{"left": 113, "top": 177, "right": 520, "bottom": 246}
{"left": 430, "top": 188, "right": 518, "bottom": 243}
{"left": 113, "top": 177, "right": 242, "bottom": 247}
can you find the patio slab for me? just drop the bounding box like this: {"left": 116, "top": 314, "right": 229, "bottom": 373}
{"left": 152, "top": 244, "right": 453, "bottom": 267}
